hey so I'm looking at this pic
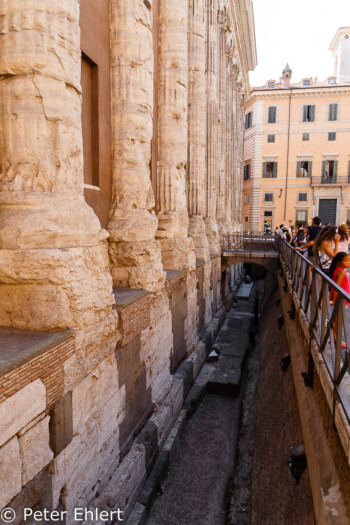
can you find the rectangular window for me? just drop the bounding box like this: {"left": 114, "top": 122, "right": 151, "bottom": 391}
{"left": 296, "top": 210, "right": 308, "bottom": 225}
{"left": 302, "top": 105, "right": 315, "bottom": 122}
{"left": 244, "top": 193, "right": 249, "bottom": 204}
{"left": 81, "top": 53, "right": 99, "bottom": 187}
{"left": 347, "top": 209, "right": 350, "bottom": 227}
{"left": 296, "top": 160, "right": 312, "bottom": 178}
{"left": 328, "top": 132, "right": 336, "bottom": 141}
{"left": 262, "top": 162, "right": 277, "bottom": 178}
{"left": 245, "top": 111, "right": 253, "bottom": 129}
{"left": 328, "top": 103, "right": 338, "bottom": 121}
{"left": 267, "top": 106, "right": 277, "bottom": 123}
{"left": 302, "top": 133, "right": 309, "bottom": 141}
{"left": 243, "top": 164, "right": 251, "bottom": 180}
{"left": 263, "top": 211, "right": 273, "bottom": 232}
{"left": 298, "top": 193, "right": 308, "bottom": 202}
{"left": 322, "top": 160, "right": 338, "bottom": 182}
{"left": 264, "top": 193, "right": 274, "bottom": 202}
{"left": 267, "top": 134, "right": 275, "bottom": 143}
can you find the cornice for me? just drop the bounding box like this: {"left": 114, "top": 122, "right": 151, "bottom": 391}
{"left": 246, "top": 85, "right": 350, "bottom": 105}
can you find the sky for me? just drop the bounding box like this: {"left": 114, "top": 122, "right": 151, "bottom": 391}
{"left": 249, "top": 0, "right": 350, "bottom": 87}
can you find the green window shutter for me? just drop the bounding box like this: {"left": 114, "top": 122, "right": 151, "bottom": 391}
{"left": 296, "top": 161, "right": 301, "bottom": 177}
{"left": 334, "top": 160, "right": 338, "bottom": 181}
{"left": 348, "top": 160, "right": 350, "bottom": 181}
{"left": 334, "top": 104, "right": 338, "bottom": 120}
{"left": 262, "top": 162, "right": 267, "bottom": 178}
{"left": 310, "top": 105, "right": 315, "bottom": 122}
{"left": 248, "top": 164, "right": 251, "bottom": 178}
{"left": 273, "top": 162, "right": 277, "bottom": 178}
{"left": 322, "top": 160, "right": 327, "bottom": 180}
{"left": 308, "top": 161, "right": 312, "bottom": 178}
{"left": 302, "top": 106, "right": 307, "bottom": 122}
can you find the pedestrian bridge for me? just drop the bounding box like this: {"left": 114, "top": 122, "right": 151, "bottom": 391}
{"left": 221, "top": 232, "right": 279, "bottom": 272}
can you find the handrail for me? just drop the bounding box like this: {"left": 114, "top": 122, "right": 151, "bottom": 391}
{"left": 221, "top": 232, "right": 276, "bottom": 253}
{"left": 276, "top": 236, "right": 350, "bottom": 424}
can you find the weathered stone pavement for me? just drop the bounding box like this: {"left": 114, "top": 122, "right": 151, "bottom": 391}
{"left": 142, "top": 278, "right": 315, "bottom": 525}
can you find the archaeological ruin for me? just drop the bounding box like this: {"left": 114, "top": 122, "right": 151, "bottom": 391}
{"left": 0, "top": 0, "right": 256, "bottom": 520}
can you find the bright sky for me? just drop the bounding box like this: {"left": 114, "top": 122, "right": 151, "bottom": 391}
{"left": 249, "top": 0, "right": 350, "bottom": 87}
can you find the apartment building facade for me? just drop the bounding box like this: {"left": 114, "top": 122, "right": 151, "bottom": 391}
{"left": 243, "top": 27, "right": 350, "bottom": 231}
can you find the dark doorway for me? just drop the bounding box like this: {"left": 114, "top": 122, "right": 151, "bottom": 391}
{"left": 318, "top": 199, "right": 337, "bottom": 225}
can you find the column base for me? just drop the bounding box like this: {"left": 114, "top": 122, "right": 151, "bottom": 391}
{"left": 109, "top": 240, "right": 165, "bottom": 292}
{"left": 159, "top": 238, "right": 196, "bottom": 271}
{"left": 205, "top": 217, "right": 221, "bottom": 255}
{"left": 0, "top": 244, "right": 114, "bottom": 331}
{"left": 188, "top": 216, "right": 210, "bottom": 262}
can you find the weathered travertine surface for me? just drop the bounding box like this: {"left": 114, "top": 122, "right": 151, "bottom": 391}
{"left": 187, "top": 0, "right": 210, "bottom": 261}
{"left": 0, "top": 0, "right": 255, "bottom": 518}
{"left": 205, "top": 0, "right": 221, "bottom": 254}
{"left": 156, "top": 0, "right": 196, "bottom": 270}
{"left": 0, "top": 0, "right": 114, "bottom": 331}
{"left": 108, "top": 0, "right": 165, "bottom": 292}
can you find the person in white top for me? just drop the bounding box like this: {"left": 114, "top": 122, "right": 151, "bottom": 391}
{"left": 337, "top": 224, "right": 350, "bottom": 253}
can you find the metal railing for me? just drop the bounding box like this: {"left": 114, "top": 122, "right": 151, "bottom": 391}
{"left": 311, "top": 175, "right": 349, "bottom": 185}
{"left": 221, "top": 231, "right": 276, "bottom": 252}
{"left": 277, "top": 237, "right": 350, "bottom": 424}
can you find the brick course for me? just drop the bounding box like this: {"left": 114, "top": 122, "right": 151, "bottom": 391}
{"left": 0, "top": 336, "right": 74, "bottom": 409}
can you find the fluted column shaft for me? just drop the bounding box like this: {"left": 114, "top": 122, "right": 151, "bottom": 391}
{"left": 156, "top": 0, "right": 195, "bottom": 270}
{"left": 108, "top": 0, "right": 165, "bottom": 291}
{"left": 204, "top": 0, "right": 220, "bottom": 254}
{"left": 187, "top": 0, "right": 210, "bottom": 261}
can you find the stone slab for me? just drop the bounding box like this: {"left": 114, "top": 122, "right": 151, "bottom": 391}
{"left": 0, "top": 327, "right": 74, "bottom": 377}
{"left": 0, "top": 379, "right": 46, "bottom": 446}
{"left": 113, "top": 288, "right": 149, "bottom": 307}
{"left": 207, "top": 368, "right": 242, "bottom": 397}
{"left": 236, "top": 282, "right": 253, "bottom": 300}
{"left": 0, "top": 436, "right": 22, "bottom": 509}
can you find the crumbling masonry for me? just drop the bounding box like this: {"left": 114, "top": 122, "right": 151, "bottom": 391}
{"left": 0, "top": 0, "right": 256, "bottom": 520}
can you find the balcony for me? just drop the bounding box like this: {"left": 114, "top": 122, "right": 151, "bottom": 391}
{"left": 310, "top": 175, "right": 349, "bottom": 186}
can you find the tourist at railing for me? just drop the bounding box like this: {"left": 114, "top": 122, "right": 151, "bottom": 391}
{"left": 313, "top": 226, "right": 340, "bottom": 276}
{"left": 337, "top": 224, "right": 350, "bottom": 253}
{"left": 329, "top": 252, "right": 350, "bottom": 348}
{"left": 295, "top": 216, "right": 322, "bottom": 263}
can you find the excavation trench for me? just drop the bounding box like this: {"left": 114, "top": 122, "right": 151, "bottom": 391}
{"left": 137, "top": 274, "right": 314, "bottom": 525}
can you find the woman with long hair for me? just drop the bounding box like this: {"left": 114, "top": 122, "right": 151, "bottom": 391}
{"left": 313, "top": 226, "right": 340, "bottom": 275}
{"left": 337, "top": 224, "right": 350, "bottom": 253}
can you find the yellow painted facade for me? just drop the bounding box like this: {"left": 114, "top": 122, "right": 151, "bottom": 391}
{"left": 243, "top": 68, "right": 350, "bottom": 232}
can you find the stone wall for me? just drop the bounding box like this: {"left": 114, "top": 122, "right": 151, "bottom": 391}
{"left": 0, "top": 0, "right": 255, "bottom": 520}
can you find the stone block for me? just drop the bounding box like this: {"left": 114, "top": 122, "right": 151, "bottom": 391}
{"left": 136, "top": 421, "right": 159, "bottom": 468}
{"left": 7, "top": 467, "right": 53, "bottom": 525}
{"left": 0, "top": 379, "right": 46, "bottom": 447}
{"left": 174, "top": 360, "right": 193, "bottom": 399}
{"left": 19, "top": 416, "right": 54, "bottom": 485}
{"left": 0, "top": 436, "right": 22, "bottom": 509}
{"left": 49, "top": 392, "right": 73, "bottom": 456}
{"left": 93, "top": 444, "right": 146, "bottom": 513}
{"left": 126, "top": 502, "right": 147, "bottom": 525}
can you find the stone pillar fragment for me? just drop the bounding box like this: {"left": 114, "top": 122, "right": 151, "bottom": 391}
{"left": 156, "top": 0, "right": 196, "bottom": 270}
{"left": 187, "top": 0, "right": 210, "bottom": 262}
{"left": 0, "top": 0, "right": 114, "bottom": 330}
{"left": 108, "top": 0, "right": 165, "bottom": 292}
{"left": 204, "top": 0, "right": 220, "bottom": 254}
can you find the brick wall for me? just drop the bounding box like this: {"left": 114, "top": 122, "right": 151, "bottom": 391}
{"left": 0, "top": 336, "right": 74, "bottom": 409}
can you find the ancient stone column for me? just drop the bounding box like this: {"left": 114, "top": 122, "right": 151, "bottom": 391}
{"left": 216, "top": 3, "right": 233, "bottom": 236}
{"left": 0, "top": 0, "right": 114, "bottom": 331}
{"left": 156, "top": 0, "right": 196, "bottom": 270}
{"left": 205, "top": 0, "right": 221, "bottom": 254}
{"left": 187, "top": 0, "right": 210, "bottom": 262}
{"left": 108, "top": 0, "right": 165, "bottom": 291}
